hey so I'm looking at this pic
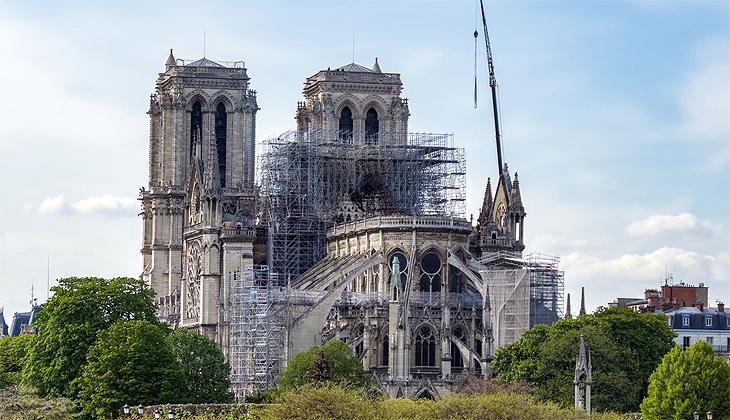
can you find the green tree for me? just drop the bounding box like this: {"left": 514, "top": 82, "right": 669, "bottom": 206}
{"left": 166, "top": 328, "right": 233, "bottom": 403}
{"left": 77, "top": 320, "right": 187, "bottom": 420}
{"left": 22, "top": 277, "right": 157, "bottom": 398}
{"left": 0, "top": 334, "right": 36, "bottom": 388}
{"left": 641, "top": 341, "right": 730, "bottom": 420}
{"left": 278, "top": 339, "right": 370, "bottom": 390}
{"left": 492, "top": 307, "right": 676, "bottom": 412}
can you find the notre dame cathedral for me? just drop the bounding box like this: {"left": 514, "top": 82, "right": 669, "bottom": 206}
{"left": 140, "top": 49, "right": 552, "bottom": 401}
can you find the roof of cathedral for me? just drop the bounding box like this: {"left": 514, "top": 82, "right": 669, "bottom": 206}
{"left": 334, "top": 62, "right": 376, "bottom": 73}
{"left": 185, "top": 57, "right": 226, "bottom": 68}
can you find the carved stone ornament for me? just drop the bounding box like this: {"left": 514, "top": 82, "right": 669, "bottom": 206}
{"left": 185, "top": 241, "right": 202, "bottom": 319}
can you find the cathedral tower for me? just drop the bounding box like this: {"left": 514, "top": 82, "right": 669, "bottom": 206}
{"left": 295, "top": 59, "right": 410, "bottom": 144}
{"left": 140, "top": 50, "right": 258, "bottom": 342}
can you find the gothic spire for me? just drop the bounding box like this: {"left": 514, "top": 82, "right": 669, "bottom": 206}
{"left": 165, "top": 49, "right": 176, "bottom": 70}
{"left": 574, "top": 332, "right": 592, "bottom": 413}
{"left": 477, "top": 178, "right": 493, "bottom": 227}
{"left": 565, "top": 293, "right": 572, "bottom": 319}
{"left": 510, "top": 171, "right": 522, "bottom": 205}
{"left": 579, "top": 287, "right": 586, "bottom": 316}
{"left": 372, "top": 57, "right": 382, "bottom": 73}
{"left": 203, "top": 128, "right": 221, "bottom": 193}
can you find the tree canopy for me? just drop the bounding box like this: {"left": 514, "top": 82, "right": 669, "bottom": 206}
{"left": 278, "top": 339, "right": 370, "bottom": 390}
{"left": 77, "top": 320, "right": 188, "bottom": 420}
{"left": 0, "top": 335, "right": 36, "bottom": 388}
{"left": 22, "top": 277, "right": 157, "bottom": 398}
{"left": 492, "top": 307, "right": 676, "bottom": 412}
{"left": 166, "top": 328, "right": 233, "bottom": 403}
{"left": 641, "top": 340, "right": 730, "bottom": 420}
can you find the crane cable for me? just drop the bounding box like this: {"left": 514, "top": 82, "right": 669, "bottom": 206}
{"left": 473, "top": 0, "right": 479, "bottom": 108}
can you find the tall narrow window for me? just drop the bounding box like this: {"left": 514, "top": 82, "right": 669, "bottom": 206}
{"left": 190, "top": 101, "right": 203, "bottom": 156}
{"left": 382, "top": 334, "right": 389, "bottom": 366}
{"left": 451, "top": 341, "right": 463, "bottom": 368}
{"left": 215, "top": 103, "right": 227, "bottom": 187}
{"left": 415, "top": 326, "right": 436, "bottom": 366}
{"left": 419, "top": 251, "right": 441, "bottom": 293}
{"left": 365, "top": 108, "right": 379, "bottom": 143}
{"left": 339, "top": 107, "right": 353, "bottom": 143}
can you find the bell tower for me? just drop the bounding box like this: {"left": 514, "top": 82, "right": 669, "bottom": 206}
{"left": 295, "top": 59, "right": 410, "bottom": 145}
{"left": 140, "top": 50, "right": 258, "bottom": 341}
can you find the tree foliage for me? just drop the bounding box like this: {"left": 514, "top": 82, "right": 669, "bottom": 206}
{"left": 492, "top": 307, "right": 676, "bottom": 412}
{"left": 278, "top": 340, "right": 370, "bottom": 390}
{"left": 77, "top": 320, "right": 188, "bottom": 420}
{"left": 253, "top": 383, "right": 624, "bottom": 420}
{"left": 640, "top": 340, "right": 730, "bottom": 420}
{"left": 0, "top": 334, "right": 36, "bottom": 388}
{"left": 166, "top": 328, "right": 233, "bottom": 403}
{"left": 22, "top": 277, "right": 157, "bottom": 399}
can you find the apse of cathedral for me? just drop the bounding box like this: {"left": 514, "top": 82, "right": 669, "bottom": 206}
{"left": 140, "top": 51, "right": 558, "bottom": 401}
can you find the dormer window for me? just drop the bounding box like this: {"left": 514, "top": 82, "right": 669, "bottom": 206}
{"left": 682, "top": 316, "right": 690, "bottom": 327}
{"left": 705, "top": 316, "right": 713, "bottom": 327}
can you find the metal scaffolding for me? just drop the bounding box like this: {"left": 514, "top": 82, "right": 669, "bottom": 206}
{"left": 259, "top": 130, "right": 466, "bottom": 283}
{"left": 480, "top": 252, "right": 564, "bottom": 351}
{"left": 525, "top": 253, "right": 564, "bottom": 327}
{"left": 229, "top": 265, "right": 286, "bottom": 401}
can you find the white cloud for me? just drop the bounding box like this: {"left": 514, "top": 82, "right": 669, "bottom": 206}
{"left": 37, "top": 195, "right": 66, "bottom": 215}
{"left": 563, "top": 247, "right": 730, "bottom": 311}
{"left": 627, "top": 213, "right": 722, "bottom": 238}
{"left": 71, "top": 195, "right": 137, "bottom": 216}
{"left": 35, "top": 194, "right": 137, "bottom": 217}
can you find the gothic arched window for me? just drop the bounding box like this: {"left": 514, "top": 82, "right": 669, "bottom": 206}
{"left": 190, "top": 101, "right": 203, "bottom": 156}
{"left": 365, "top": 108, "right": 379, "bottom": 143}
{"left": 382, "top": 334, "right": 389, "bottom": 366}
{"left": 215, "top": 103, "right": 227, "bottom": 187}
{"left": 339, "top": 107, "right": 353, "bottom": 143}
{"left": 353, "top": 324, "right": 365, "bottom": 358}
{"left": 451, "top": 340, "right": 463, "bottom": 368}
{"left": 419, "top": 251, "right": 441, "bottom": 293}
{"left": 415, "top": 326, "right": 436, "bottom": 366}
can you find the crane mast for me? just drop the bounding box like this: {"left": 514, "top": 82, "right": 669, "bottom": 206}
{"left": 478, "top": 0, "right": 505, "bottom": 179}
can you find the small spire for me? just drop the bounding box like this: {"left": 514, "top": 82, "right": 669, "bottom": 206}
{"left": 579, "top": 287, "right": 586, "bottom": 316}
{"left": 565, "top": 293, "right": 572, "bottom": 319}
{"left": 372, "top": 57, "right": 382, "bottom": 73}
{"left": 510, "top": 171, "right": 522, "bottom": 204}
{"left": 477, "top": 178, "right": 493, "bottom": 226}
{"left": 165, "top": 49, "right": 176, "bottom": 69}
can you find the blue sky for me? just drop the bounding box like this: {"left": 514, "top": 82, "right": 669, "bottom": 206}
{"left": 0, "top": 0, "right": 728, "bottom": 320}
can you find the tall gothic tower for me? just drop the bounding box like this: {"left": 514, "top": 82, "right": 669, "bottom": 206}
{"left": 295, "top": 59, "right": 409, "bottom": 144}
{"left": 140, "top": 50, "right": 258, "bottom": 343}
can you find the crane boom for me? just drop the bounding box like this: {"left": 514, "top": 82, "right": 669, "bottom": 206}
{"left": 479, "top": 0, "right": 504, "bottom": 178}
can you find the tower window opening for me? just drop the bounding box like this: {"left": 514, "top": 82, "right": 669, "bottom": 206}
{"left": 215, "top": 103, "right": 227, "bottom": 187}
{"left": 339, "top": 107, "right": 353, "bottom": 143}
{"left": 190, "top": 101, "right": 203, "bottom": 156}
{"left": 365, "top": 108, "right": 379, "bottom": 144}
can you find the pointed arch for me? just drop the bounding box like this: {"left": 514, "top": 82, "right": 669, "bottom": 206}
{"left": 364, "top": 107, "right": 379, "bottom": 143}
{"left": 414, "top": 324, "right": 437, "bottom": 367}
{"left": 214, "top": 102, "right": 227, "bottom": 187}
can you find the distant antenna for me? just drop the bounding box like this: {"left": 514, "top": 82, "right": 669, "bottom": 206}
{"left": 352, "top": 35, "right": 355, "bottom": 64}
{"left": 204, "top": 29, "right": 206, "bottom": 58}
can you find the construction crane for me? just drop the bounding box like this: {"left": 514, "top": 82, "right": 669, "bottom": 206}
{"left": 475, "top": 0, "right": 506, "bottom": 180}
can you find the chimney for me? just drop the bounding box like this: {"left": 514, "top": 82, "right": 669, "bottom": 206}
{"left": 673, "top": 299, "right": 680, "bottom": 310}
{"left": 719, "top": 302, "right": 725, "bottom": 313}
{"left": 695, "top": 302, "right": 703, "bottom": 311}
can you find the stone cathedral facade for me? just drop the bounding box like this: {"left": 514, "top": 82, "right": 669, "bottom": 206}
{"left": 140, "top": 51, "right": 529, "bottom": 399}
{"left": 140, "top": 50, "right": 258, "bottom": 345}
